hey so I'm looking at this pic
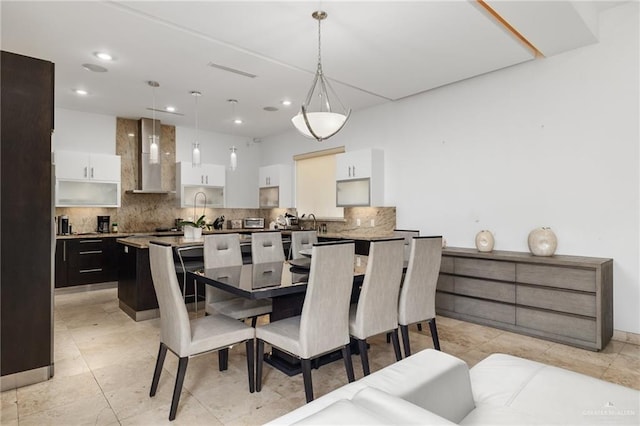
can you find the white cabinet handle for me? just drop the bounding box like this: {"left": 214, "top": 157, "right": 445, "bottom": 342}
{"left": 353, "top": 165, "right": 356, "bottom": 176}
{"left": 84, "top": 167, "right": 88, "bottom": 178}
{"left": 90, "top": 167, "right": 94, "bottom": 179}
{"left": 206, "top": 175, "right": 209, "bottom": 185}
{"left": 348, "top": 166, "right": 352, "bottom": 177}
{"left": 201, "top": 175, "right": 204, "bottom": 184}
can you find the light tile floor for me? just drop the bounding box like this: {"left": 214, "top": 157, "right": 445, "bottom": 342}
{"left": 2, "top": 286, "right": 639, "bottom": 425}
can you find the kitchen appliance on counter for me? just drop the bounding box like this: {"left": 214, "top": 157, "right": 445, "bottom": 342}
{"left": 243, "top": 217, "right": 265, "bottom": 229}
{"left": 97, "top": 215, "right": 110, "bottom": 233}
{"left": 57, "top": 215, "right": 70, "bottom": 235}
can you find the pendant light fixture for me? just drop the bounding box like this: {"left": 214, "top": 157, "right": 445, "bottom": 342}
{"left": 191, "top": 91, "right": 202, "bottom": 167}
{"left": 148, "top": 81, "right": 160, "bottom": 164}
{"left": 291, "top": 10, "right": 350, "bottom": 142}
{"left": 228, "top": 99, "right": 238, "bottom": 171}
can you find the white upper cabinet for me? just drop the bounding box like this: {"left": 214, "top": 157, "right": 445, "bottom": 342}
{"left": 335, "top": 149, "right": 384, "bottom": 207}
{"left": 55, "top": 151, "right": 121, "bottom": 182}
{"left": 181, "top": 163, "right": 225, "bottom": 187}
{"left": 176, "top": 162, "right": 225, "bottom": 208}
{"left": 54, "top": 151, "right": 121, "bottom": 207}
{"left": 258, "top": 164, "right": 292, "bottom": 207}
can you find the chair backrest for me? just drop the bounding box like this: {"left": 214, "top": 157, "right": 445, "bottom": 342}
{"left": 398, "top": 236, "right": 443, "bottom": 326}
{"left": 149, "top": 242, "right": 192, "bottom": 356}
{"left": 290, "top": 230, "right": 318, "bottom": 260}
{"left": 204, "top": 234, "right": 242, "bottom": 268}
{"left": 393, "top": 229, "right": 420, "bottom": 262}
{"left": 299, "top": 240, "right": 355, "bottom": 359}
{"left": 203, "top": 234, "right": 243, "bottom": 304}
{"left": 351, "top": 238, "right": 405, "bottom": 339}
{"left": 251, "top": 231, "right": 285, "bottom": 264}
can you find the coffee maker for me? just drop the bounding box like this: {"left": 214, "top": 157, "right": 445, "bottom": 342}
{"left": 57, "top": 215, "right": 70, "bottom": 235}
{"left": 97, "top": 216, "right": 110, "bottom": 233}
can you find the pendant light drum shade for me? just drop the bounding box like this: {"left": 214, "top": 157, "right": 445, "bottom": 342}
{"left": 292, "top": 10, "right": 350, "bottom": 142}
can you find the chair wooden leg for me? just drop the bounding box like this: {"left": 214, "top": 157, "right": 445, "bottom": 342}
{"left": 301, "top": 358, "right": 314, "bottom": 403}
{"left": 391, "top": 329, "right": 402, "bottom": 361}
{"left": 357, "top": 339, "right": 370, "bottom": 376}
{"left": 256, "top": 339, "right": 264, "bottom": 392}
{"left": 386, "top": 332, "right": 391, "bottom": 343}
{"left": 417, "top": 322, "right": 422, "bottom": 332}
{"left": 429, "top": 318, "right": 441, "bottom": 351}
{"left": 218, "top": 347, "right": 229, "bottom": 371}
{"left": 341, "top": 345, "right": 355, "bottom": 383}
{"left": 150, "top": 342, "right": 167, "bottom": 397}
{"left": 400, "top": 324, "right": 411, "bottom": 358}
{"left": 169, "top": 356, "right": 189, "bottom": 421}
{"left": 245, "top": 339, "right": 255, "bottom": 393}
{"left": 251, "top": 316, "right": 257, "bottom": 328}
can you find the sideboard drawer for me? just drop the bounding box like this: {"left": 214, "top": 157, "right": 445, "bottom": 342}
{"left": 435, "top": 291, "right": 455, "bottom": 312}
{"left": 440, "top": 256, "right": 454, "bottom": 274}
{"left": 517, "top": 286, "right": 596, "bottom": 317}
{"left": 516, "top": 264, "right": 595, "bottom": 292}
{"left": 455, "top": 296, "right": 515, "bottom": 325}
{"left": 455, "top": 258, "right": 515, "bottom": 282}
{"left": 516, "top": 307, "right": 596, "bottom": 342}
{"left": 455, "top": 277, "right": 515, "bottom": 303}
{"left": 437, "top": 274, "right": 454, "bottom": 292}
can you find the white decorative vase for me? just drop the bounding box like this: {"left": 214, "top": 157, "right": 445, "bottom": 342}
{"left": 183, "top": 225, "right": 202, "bottom": 239}
{"left": 475, "top": 230, "right": 495, "bottom": 252}
{"left": 528, "top": 227, "right": 557, "bottom": 256}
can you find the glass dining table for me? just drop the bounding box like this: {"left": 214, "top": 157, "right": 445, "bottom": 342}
{"left": 188, "top": 255, "right": 369, "bottom": 375}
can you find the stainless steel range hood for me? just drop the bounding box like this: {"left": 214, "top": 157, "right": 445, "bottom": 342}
{"left": 126, "top": 118, "right": 173, "bottom": 194}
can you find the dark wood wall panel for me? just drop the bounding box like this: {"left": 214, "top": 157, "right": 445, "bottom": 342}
{"left": 1, "top": 51, "right": 54, "bottom": 376}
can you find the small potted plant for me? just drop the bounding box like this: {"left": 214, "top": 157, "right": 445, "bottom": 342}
{"left": 180, "top": 215, "right": 206, "bottom": 239}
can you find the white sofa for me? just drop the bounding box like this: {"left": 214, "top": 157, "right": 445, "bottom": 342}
{"left": 268, "top": 349, "right": 640, "bottom": 425}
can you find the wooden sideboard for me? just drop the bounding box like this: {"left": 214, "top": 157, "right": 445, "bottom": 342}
{"left": 436, "top": 247, "right": 613, "bottom": 351}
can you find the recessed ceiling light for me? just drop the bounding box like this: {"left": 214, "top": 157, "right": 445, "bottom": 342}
{"left": 264, "top": 106, "right": 278, "bottom": 112}
{"left": 281, "top": 100, "right": 292, "bottom": 106}
{"left": 74, "top": 89, "right": 88, "bottom": 96}
{"left": 94, "top": 52, "right": 114, "bottom": 61}
{"left": 82, "top": 63, "right": 108, "bottom": 73}
{"left": 234, "top": 118, "right": 243, "bottom": 125}
{"left": 165, "top": 106, "right": 176, "bottom": 112}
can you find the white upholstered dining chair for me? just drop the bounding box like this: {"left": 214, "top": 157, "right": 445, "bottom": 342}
{"left": 148, "top": 241, "right": 255, "bottom": 421}
{"left": 251, "top": 231, "right": 285, "bottom": 263}
{"left": 349, "top": 237, "right": 405, "bottom": 375}
{"left": 398, "top": 236, "right": 443, "bottom": 357}
{"left": 203, "top": 233, "right": 272, "bottom": 327}
{"left": 255, "top": 240, "right": 356, "bottom": 403}
{"left": 393, "top": 229, "right": 420, "bottom": 262}
{"left": 289, "top": 230, "right": 318, "bottom": 260}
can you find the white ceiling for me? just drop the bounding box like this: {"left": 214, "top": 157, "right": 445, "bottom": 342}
{"left": 0, "top": 1, "right": 620, "bottom": 139}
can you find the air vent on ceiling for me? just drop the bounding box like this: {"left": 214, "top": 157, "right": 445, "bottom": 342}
{"left": 207, "top": 62, "right": 257, "bottom": 79}
{"left": 146, "top": 107, "right": 184, "bottom": 116}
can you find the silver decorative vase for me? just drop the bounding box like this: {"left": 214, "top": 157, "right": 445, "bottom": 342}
{"left": 528, "top": 227, "right": 557, "bottom": 256}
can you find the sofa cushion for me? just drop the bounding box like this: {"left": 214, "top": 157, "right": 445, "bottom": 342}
{"left": 360, "top": 349, "right": 475, "bottom": 423}
{"left": 468, "top": 353, "right": 640, "bottom": 425}
{"left": 351, "top": 387, "right": 457, "bottom": 425}
{"left": 293, "top": 387, "right": 457, "bottom": 425}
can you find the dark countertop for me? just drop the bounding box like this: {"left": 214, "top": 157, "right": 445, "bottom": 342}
{"left": 56, "top": 228, "right": 281, "bottom": 240}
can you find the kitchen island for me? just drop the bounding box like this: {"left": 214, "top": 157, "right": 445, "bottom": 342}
{"left": 116, "top": 231, "right": 286, "bottom": 321}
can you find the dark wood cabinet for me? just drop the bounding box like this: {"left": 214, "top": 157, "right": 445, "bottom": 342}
{"left": 55, "top": 237, "right": 119, "bottom": 288}
{"left": 1, "top": 51, "right": 54, "bottom": 380}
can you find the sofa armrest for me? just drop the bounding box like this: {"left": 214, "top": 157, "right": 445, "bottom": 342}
{"left": 361, "top": 349, "right": 475, "bottom": 423}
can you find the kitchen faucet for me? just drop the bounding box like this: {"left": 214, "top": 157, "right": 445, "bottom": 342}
{"left": 308, "top": 213, "right": 316, "bottom": 231}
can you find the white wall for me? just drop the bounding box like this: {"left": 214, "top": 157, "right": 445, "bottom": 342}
{"left": 262, "top": 4, "right": 640, "bottom": 334}
{"left": 175, "top": 127, "right": 261, "bottom": 208}
{"left": 53, "top": 109, "right": 116, "bottom": 153}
